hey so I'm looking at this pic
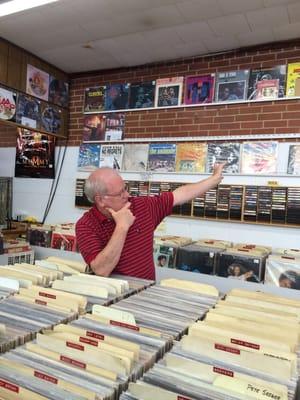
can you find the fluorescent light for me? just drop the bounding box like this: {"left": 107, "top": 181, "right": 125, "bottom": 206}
{"left": 0, "top": 0, "right": 59, "bottom": 17}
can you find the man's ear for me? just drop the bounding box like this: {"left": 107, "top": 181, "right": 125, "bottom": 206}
{"left": 94, "top": 194, "right": 105, "bottom": 208}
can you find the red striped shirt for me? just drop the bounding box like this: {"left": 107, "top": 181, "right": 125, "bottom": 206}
{"left": 75, "top": 192, "right": 174, "bottom": 280}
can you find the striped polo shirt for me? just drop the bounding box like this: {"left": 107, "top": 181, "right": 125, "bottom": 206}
{"left": 75, "top": 192, "right": 174, "bottom": 280}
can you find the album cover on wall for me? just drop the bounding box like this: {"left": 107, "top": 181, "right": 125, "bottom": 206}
{"left": 206, "top": 143, "right": 241, "bottom": 173}
{"left": 155, "top": 77, "right": 184, "bottom": 107}
{"left": 286, "top": 62, "right": 300, "bottom": 97}
{"left": 104, "top": 112, "right": 125, "bottom": 141}
{"left": 99, "top": 144, "right": 124, "bottom": 169}
{"left": 77, "top": 143, "right": 101, "bottom": 172}
{"left": 247, "top": 65, "right": 286, "bottom": 100}
{"left": 15, "top": 128, "right": 55, "bottom": 179}
{"left": 82, "top": 114, "right": 106, "bottom": 142}
{"left": 48, "top": 77, "right": 69, "bottom": 107}
{"left": 175, "top": 142, "right": 207, "bottom": 173}
{"left": 75, "top": 178, "right": 91, "bottom": 208}
{"left": 122, "top": 143, "right": 149, "bottom": 171}
{"left": 148, "top": 143, "right": 177, "bottom": 172}
{"left": 215, "top": 69, "right": 249, "bottom": 102}
{"left": 287, "top": 145, "right": 300, "bottom": 175}
{"left": 241, "top": 141, "right": 278, "bottom": 174}
{"left": 26, "top": 64, "right": 49, "bottom": 101}
{"left": 104, "top": 83, "right": 130, "bottom": 111}
{"left": 16, "top": 94, "right": 41, "bottom": 129}
{"left": 83, "top": 86, "right": 106, "bottom": 112}
{"left": 129, "top": 81, "right": 155, "bottom": 109}
{"left": 40, "top": 104, "right": 62, "bottom": 134}
{"left": 0, "top": 86, "right": 17, "bottom": 122}
{"left": 184, "top": 74, "right": 215, "bottom": 105}
{"left": 255, "top": 79, "right": 279, "bottom": 100}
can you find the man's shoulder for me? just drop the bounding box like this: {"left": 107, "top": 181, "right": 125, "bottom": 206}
{"left": 76, "top": 207, "right": 98, "bottom": 229}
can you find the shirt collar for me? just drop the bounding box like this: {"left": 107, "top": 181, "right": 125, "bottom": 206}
{"left": 91, "top": 205, "right": 111, "bottom": 223}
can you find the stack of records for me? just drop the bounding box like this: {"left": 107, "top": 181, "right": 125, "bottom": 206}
{"left": 109, "top": 279, "right": 219, "bottom": 340}
{"left": 175, "top": 239, "right": 231, "bottom": 275}
{"left": 133, "top": 288, "right": 299, "bottom": 400}
{"left": 265, "top": 254, "right": 300, "bottom": 290}
{"left": 110, "top": 274, "right": 155, "bottom": 293}
{"left": 204, "top": 188, "right": 218, "bottom": 218}
{"left": 243, "top": 186, "right": 258, "bottom": 221}
{"left": 216, "top": 248, "right": 267, "bottom": 282}
{"left": 271, "top": 187, "right": 287, "bottom": 224}
{"left": 257, "top": 186, "right": 272, "bottom": 223}
{"left": 217, "top": 185, "right": 231, "bottom": 219}
{"left": 229, "top": 185, "right": 244, "bottom": 220}
{"left": 286, "top": 187, "right": 300, "bottom": 225}
{"left": 153, "top": 235, "right": 193, "bottom": 269}
{"left": 149, "top": 182, "right": 172, "bottom": 196}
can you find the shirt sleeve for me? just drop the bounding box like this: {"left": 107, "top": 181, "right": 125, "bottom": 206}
{"left": 146, "top": 191, "right": 174, "bottom": 228}
{"left": 75, "top": 217, "right": 103, "bottom": 265}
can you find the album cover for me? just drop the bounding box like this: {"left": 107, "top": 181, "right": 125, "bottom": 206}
{"left": 184, "top": 74, "right": 215, "bottom": 105}
{"left": 51, "top": 231, "right": 77, "bottom": 252}
{"left": 75, "top": 178, "right": 91, "bottom": 208}
{"left": 154, "top": 251, "right": 171, "bottom": 268}
{"left": 27, "top": 226, "right": 52, "bottom": 247}
{"left": 129, "top": 81, "right": 155, "bottom": 109}
{"left": 48, "top": 76, "right": 69, "bottom": 107}
{"left": 40, "top": 104, "right": 62, "bottom": 134}
{"left": 26, "top": 64, "right": 49, "bottom": 101}
{"left": 104, "top": 83, "right": 130, "bottom": 111}
{"left": 77, "top": 143, "right": 101, "bottom": 172}
{"left": 104, "top": 112, "right": 125, "bottom": 141}
{"left": 16, "top": 94, "right": 41, "bottom": 129}
{"left": 82, "top": 114, "right": 106, "bottom": 142}
{"left": 99, "top": 144, "right": 124, "bottom": 169}
{"left": 175, "top": 142, "right": 207, "bottom": 173}
{"left": 175, "top": 244, "right": 216, "bottom": 275}
{"left": 286, "top": 62, "right": 300, "bottom": 97}
{"left": 215, "top": 69, "right": 249, "bottom": 102}
{"left": 241, "top": 141, "right": 278, "bottom": 174}
{"left": 255, "top": 79, "right": 279, "bottom": 100}
{"left": 155, "top": 77, "right": 184, "bottom": 107}
{"left": 247, "top": 65, "right": 286, "bottom": 100}
{"left": 15, "top": 128, "right": 55, "bottom": 179}
{"left": 122, "top": 143, "right": 149, "bottom": 171}
{"left": 265, "top": 256, "right": 300, "bottom": 290}
{"left": 206, "top": 143, "right": 241, "bottom": 173}
{"left": 148, "top": 143, "right": 177, "bottom": 172}
{"left": 83, "top": 85, "right": 106, "bottom": 112}
{"left": 287, "top": 145, "right": 300, "bottom": 175}
{"left": 0, "top": 86, "right": 17, "bottom": 122}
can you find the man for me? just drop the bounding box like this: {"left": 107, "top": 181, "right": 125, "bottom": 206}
{"left": 76, "top": 164, "right": 224, "bottom": 280}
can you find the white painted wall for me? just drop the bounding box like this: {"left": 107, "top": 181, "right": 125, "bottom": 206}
{"left": 0, "top": 145, "right": 300, "bottom": 248}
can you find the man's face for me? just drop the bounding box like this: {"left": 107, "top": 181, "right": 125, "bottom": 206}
{"left": 98, "top": 175, "right": 129, "bottom": 212}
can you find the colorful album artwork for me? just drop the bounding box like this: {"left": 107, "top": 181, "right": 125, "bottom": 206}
{"left": 15, "top": 128, "right": 55, "bottom": 178}
{"left": 155, "top": 77, "right": 184, "bottom": 107}
{"left": 41, "top": 104, "right": 62, "bottom": 134}
{"left": 0, "top": 86, "right": 17, "bottom": 121}
{"left": 255, "top": 79, "right": 279, "bottom": 100}
{"left": 215, "top": 70, "right": 249, "bottom": 102}
{"left": 247, "top": 65, "right": 286, "bottom": 100}
{"left": 77, "top": 143, "right": 101, "bottom": 172}
{"left": 104, "top": 113, "right": 125, "bottom": 141}
{"left": 148, "top": 143, "right": 177, "bottom": 172}
{"left": 48, "top": 77, "right": 69, "bottom": 107}
{"left": 99, "top": 144, "right": 124, "bottom": 170}
{"left": 16, "top": 94, "right": 41, "bottom": 129}
{"left": 241, "top": 141, "right": 278, "bottom": 174}
{"left": 206, "top": 143, "right": 241, "bottom": 173}
{"left": 104, "top": 83, "right": 130, "bottom": 111}
{"left": 82, "top": 114, "right": 106, "bottom": 142}
{"left": 286, "top": 62, "right": 300, "bottom": 97}
{"left": 175, "top": 142, "right": 207, "bottom": 173}
{"left": 83, "top": 86, "right": 106, "bottom": 112}
{"left": 129, "top": 81, "right": 155, "bottom": 109}
{"left": 26, "top": 64, "right": 49, "bottom": 101}
{"left": 184, "top": 74, "right": 215, "bottom": 105}
{"left": 287, "top": 145, "right": 300, "bottom": 175}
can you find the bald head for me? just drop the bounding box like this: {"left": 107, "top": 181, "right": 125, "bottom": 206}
{"left": 84, "top": 167, "right": 121, "bottom": 203}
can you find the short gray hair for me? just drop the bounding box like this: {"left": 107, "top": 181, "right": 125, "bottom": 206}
{"left": 84, "top": 176, "right": 108, "bottom": 203}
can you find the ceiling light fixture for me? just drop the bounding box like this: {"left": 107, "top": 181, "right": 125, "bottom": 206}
{"left": 0, "top": 0, "right": 59, "bottom": 18}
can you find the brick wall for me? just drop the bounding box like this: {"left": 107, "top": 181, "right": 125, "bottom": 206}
{"left": 1, "top": 39, "right": 300, "bottom": 148}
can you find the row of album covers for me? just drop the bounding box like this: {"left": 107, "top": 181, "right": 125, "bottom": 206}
{"left": 77, "top": 141, "right": 300, "bottom": 175}
{"left": 83, "top": 62, "right": 300, "bottom": 112}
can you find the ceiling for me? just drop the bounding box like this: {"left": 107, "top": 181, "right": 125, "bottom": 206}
{"left": 1, "top": 0, "right": 300, "bottom": 73}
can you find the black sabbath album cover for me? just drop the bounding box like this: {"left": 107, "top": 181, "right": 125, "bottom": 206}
{"left": 41, "top": 104, "right": 62, "bottom": 134}
{"left": 128, "top": 81, "right": 155, "bottom": 109}
{"left": 16, "top": 94, "right": 41, "bottom": 129}
{"left": 0, "top": 86, "right": 17, "bottom": 122}
{"left": 48, "top": 76, "right": 69, "bottom": 108}
{"left": 15, "top": 128, "right": 55, "bottom": 179}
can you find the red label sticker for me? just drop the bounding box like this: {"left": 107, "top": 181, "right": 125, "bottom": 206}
{"left": 60, "top": 355, "right": 86, "bottom": 369}
{"left": 0, "top": 379, "right": 19, "bottom": 393}
{"left": 215, "top": 343, "right": 240, "bottom": 354}
{"left": 79, "top": 336, "right": 98, "bottom": 347}
{"left": 66, "top": 341, "right": 84, "bottom": 351}
{"left": 110, "top": 320, "right": 139, "bottom": 331}
{"left": 231, "top": 338, "right": 260, "bottom": 350}
{"left": 34, "top": 371, "right": 58, "bottom": 384}
{"left": 38, "top": 291, "right": 56, "bottom": 299}
{"left": 213, "top": 366, "right": 234, "bottom": 377}
{"left": 86, "top": 330, "right": 105, "bottom": 340}
{"left": 35, "top": 299, "right": 47, "bottom": 306}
